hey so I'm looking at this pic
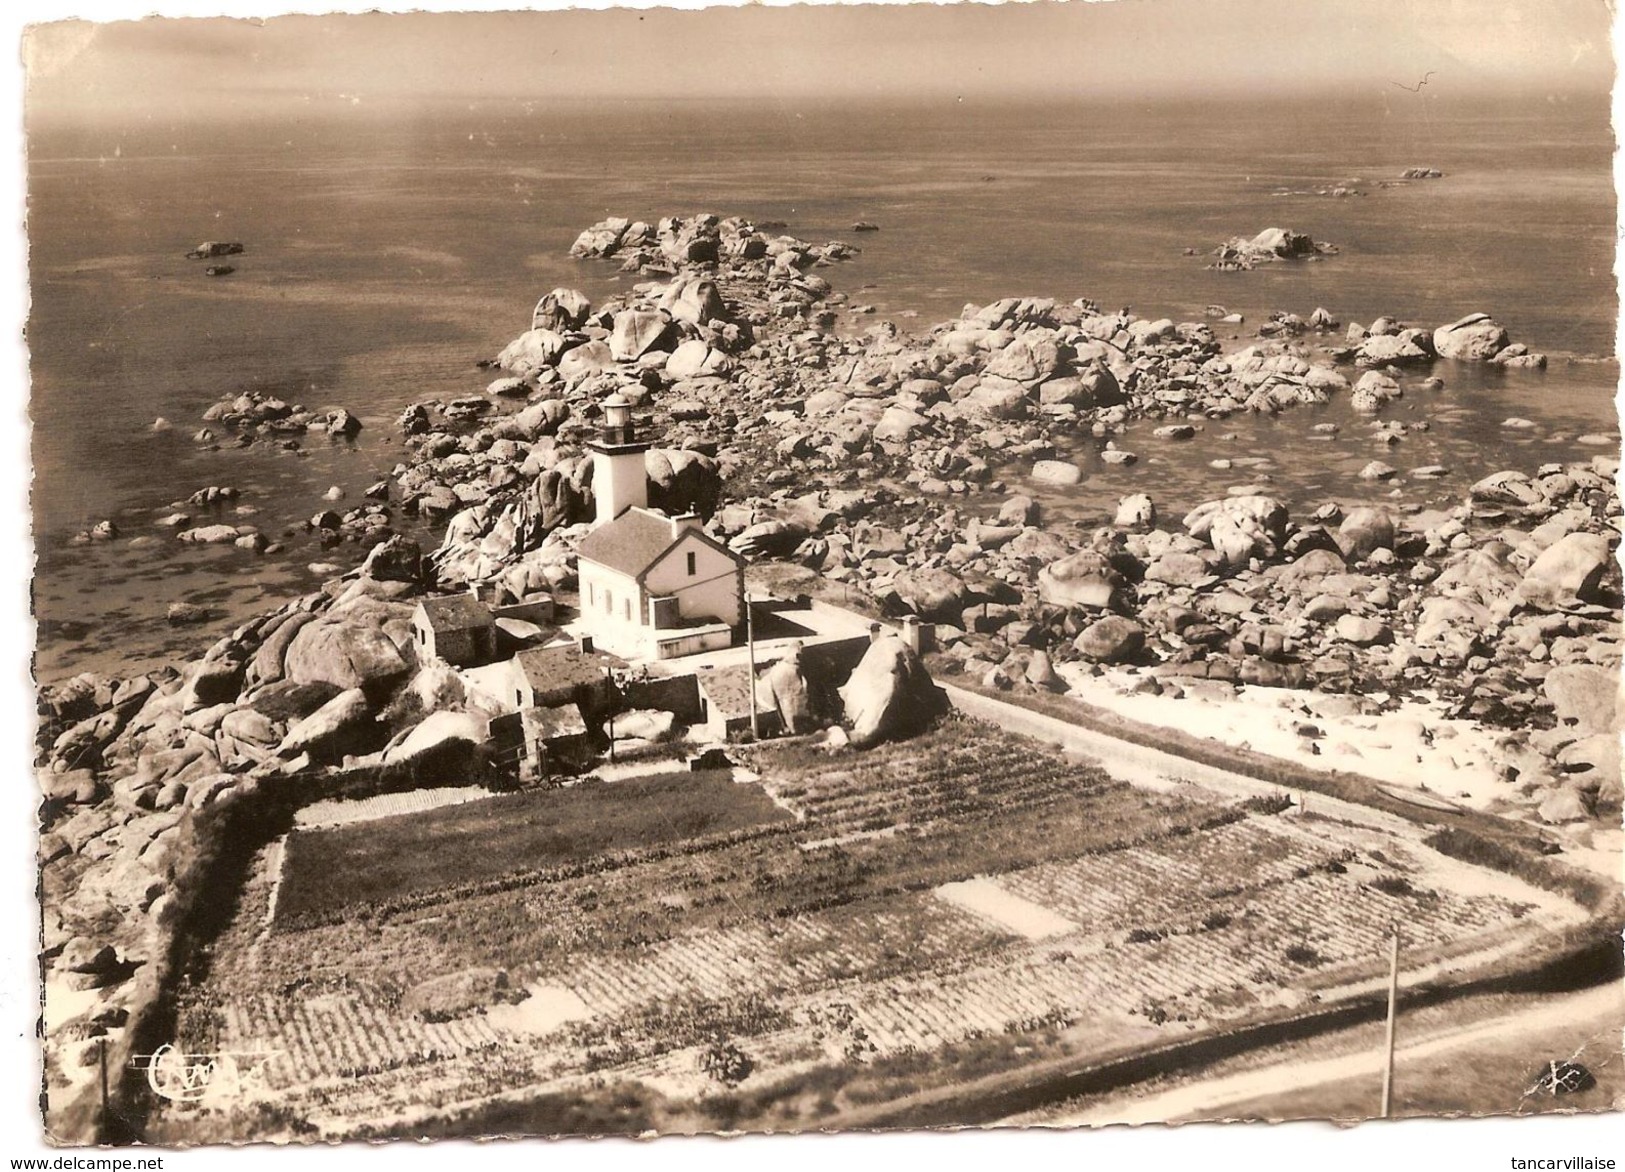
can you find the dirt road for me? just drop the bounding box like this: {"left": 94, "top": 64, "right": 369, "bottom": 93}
{"left": 1023, "top": 981, "right": 1625, "bottom": 1126}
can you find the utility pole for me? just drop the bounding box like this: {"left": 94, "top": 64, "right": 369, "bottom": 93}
{"left": 745, "top": 592, "right": 760, "bottom": 740}
{"left": 1381, "top": 924, "right": 1401, "bottom": 1119}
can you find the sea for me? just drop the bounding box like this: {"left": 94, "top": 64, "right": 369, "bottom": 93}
{"left": 25, "top": 92, "right": 1619, "bottom": 684}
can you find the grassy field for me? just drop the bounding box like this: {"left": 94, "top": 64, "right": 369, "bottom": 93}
{"left": 275, "top": 769, "right": 789, "bottom": 928}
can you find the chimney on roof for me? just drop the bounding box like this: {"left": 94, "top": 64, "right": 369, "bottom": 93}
{"left": 670, "top": 512, "right": 702, "bottom": 540}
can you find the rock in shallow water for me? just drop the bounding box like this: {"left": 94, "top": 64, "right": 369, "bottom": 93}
{"left": 1031, "top": 459, "right": 1083, "bottom": 486}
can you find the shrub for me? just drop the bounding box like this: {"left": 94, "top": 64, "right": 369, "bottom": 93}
{"left": 1240, "top": 792, "right": 1294, "bottom": 816}
{"left": 698, "top": 1040, "right": 754, "bottom": 1087}
{"left": 1369, "top": 874, "right": 1437, "bottom": 901}
{"left": 1284, "top": 943, "right": 1325, "bottom": 967}
{"left": 1424, "top": 826, "right": 1616, "bottom": 912}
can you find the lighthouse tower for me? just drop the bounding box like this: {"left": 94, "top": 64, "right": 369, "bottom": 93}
{"left": 587, "top": 393, "right": 650, "bottom": 525}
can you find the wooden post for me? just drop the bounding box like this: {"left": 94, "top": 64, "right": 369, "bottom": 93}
{"left": 605, "top": 665, "right": 616, "bottom": 763}
{"left": 746, "top": 592, "right": 760, "bottom": 740}
{"left": 97, "top": 1036, "right": 109, "bottom": 1131}
{"left": 1381, "top": 925, "right": 1400, "bottom": 1118}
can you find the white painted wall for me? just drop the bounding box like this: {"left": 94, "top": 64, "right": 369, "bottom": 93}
{"left": 644, "top": 533, "right": 742, "bottom": 627}
{"left": 592, "top": 448, "right": 648, "bottom": 524}
{"left": 578, "top": 560, "right": 646, "bottom": 657}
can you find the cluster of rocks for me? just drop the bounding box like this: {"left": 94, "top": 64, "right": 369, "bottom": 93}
{"left": 1209, "top": 227, "right": 1339, "bottom": 270}
{"left": 902, "top": 461, "right": 1620, "bottom": 822}
{"left": 134, "top": 215, "right": 1614, "bottom": 827}
{"left": 1257, "top": 307, "right": 1340, "bottom": 339}
{"left": 386, "top": 216, "right": 867, "bottom": 582}
{"left": 201, "top": 390, "right": 362, "bottom": 446}
{"left": 568, "top": 212, "right": 858, "bottom": 283}
{"left": 1336, "top": 312, "right": 1545, "bottom": 370}
{"left": 1399, "top": 167, "right": 1445, "bottom": 180}
{"left": 67, "top": 521, "right": 120, "bottom": 546}
{"left": 307, "top": 500, "right": 394, "bottom": 549}
{"left": 397, "top": 220, "right": 1605, "bottom": 781}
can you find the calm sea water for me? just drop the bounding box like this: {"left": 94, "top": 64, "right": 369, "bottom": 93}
{"left": 26, "top": 94, "right": 1619, "bottom": 682}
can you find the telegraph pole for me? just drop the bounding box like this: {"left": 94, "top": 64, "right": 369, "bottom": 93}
{"left": 745, "top": 592, "right": 760, "bottom": 739}
{"left": 1381, "top": 924, "right": 1401, "bottom": 1119}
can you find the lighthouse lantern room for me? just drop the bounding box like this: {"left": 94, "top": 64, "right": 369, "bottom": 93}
{"left": 588, "top": 392, "right": 652, "bottom": 525}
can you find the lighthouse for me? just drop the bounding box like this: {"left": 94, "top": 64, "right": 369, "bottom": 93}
{"left": 587, "top": 392, "right": 651, "bottom": 525}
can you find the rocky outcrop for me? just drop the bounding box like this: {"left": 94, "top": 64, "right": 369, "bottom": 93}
{"left": 1210, "top": 228, "right": 1337, "bottom": 270}
{"left": 1074, "top": 616, "right": 1145, "bottom": 663}
{"left": 1038, "top": 549, "right": 1124, "bottom": 611}
{"left": 1433, "top": 313, "right": 1509, "bottom": 361}
{"left": 758, "top": 643, "right": 816, "bottom": 734}
{"left": 1183, "top": 495, "right": 1290, "bottom": 566}
{"left": 281, "top": 602, "right": 413, "bottom": 692}
{"left": 839, "top": 635, "right": 947, "bottom": 748}
{"left": 381, "top": 710, "right": 489, "bottom": 767}
{"left": 1516, "top": 532, "right": 1615, "bottom": 607}
{"left": 531, "top": 287, "right": 592, "bottom": 332}
{"left": 1544, "top": 664, "right": 1620, "bottom": 736}
{"left": 278, "top": 687, "right": 375, "bottom": 761}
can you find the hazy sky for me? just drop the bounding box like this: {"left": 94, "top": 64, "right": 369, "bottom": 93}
{"left": 20, "top": 0, "right": 1618, "bottom": 120}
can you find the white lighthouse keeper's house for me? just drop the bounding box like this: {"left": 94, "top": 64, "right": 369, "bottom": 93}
{"left": 575, "top": 393, "right": 745, "bottom": 661}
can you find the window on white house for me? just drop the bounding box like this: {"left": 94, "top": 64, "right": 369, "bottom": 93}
{"left": 687, "top": 551, "right": 697, "bottom": 576}
{"left": 605, "top": 589, "right": 613, "bottom": 614}
{"left": 624, "top": 598, "right": 631, "bottom": 621}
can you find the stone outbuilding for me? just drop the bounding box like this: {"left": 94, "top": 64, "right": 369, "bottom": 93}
{"left": 520, "top": 704, "right": 595, "bottom": 775}
{"left": 694, "top": 663, "right": 780, "bottom": 742}
{"left": 513, "top": 643, "right": 614, "bottom": 712}
{"left": 411, "top": 595, "right": 498, "bottom": 667}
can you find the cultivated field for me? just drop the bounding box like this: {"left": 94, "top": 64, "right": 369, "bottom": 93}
{"left": 153, "top": 717, "right": 1586, "bottom": 1140}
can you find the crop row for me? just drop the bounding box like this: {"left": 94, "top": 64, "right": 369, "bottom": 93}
{"left": 768, "top": 745, "right": 1105, "bottom": 832}
{"left": 555, "top": 894, "right": 1004, "bottom": 1019}
{"left": 999, "top": 818, "right": 1338, "bottom": 928}
{"left": 222, "top": 991, "right": 509, "bottom": 1089}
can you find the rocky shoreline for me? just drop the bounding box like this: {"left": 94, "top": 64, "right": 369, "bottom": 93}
{"left": 34, "top": 211, "right": 1621, "bottom": 1139}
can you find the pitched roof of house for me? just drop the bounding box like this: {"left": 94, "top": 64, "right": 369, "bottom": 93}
{"left": 521, "top": 702, "right": 589, "bottom": 740}
{"left": 696, "top": 663, "right": 766, "bottom": 721}
{"left": 417, "top": 594, "right": 493, "bottom": 631}
{"left": 515, "top": 644, "right": 607, "bottom": 699}
{"left": 575, "top": 508, "right": 681, "bottom": 577}
{"left": 577, "top": 507, "right": 743, "bottom": 583}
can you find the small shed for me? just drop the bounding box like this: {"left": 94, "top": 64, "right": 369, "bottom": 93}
{"left": 514, "top": 644, "right": 613, "bottom": 712}
{"left": 695, "top": 663, "right": 780, "bottom": 742}
{"left": 412, "top": 595, "right": 497, "bottom": 667}
{"left": 520, "top": 703, "right": 595, "bottom": 776}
